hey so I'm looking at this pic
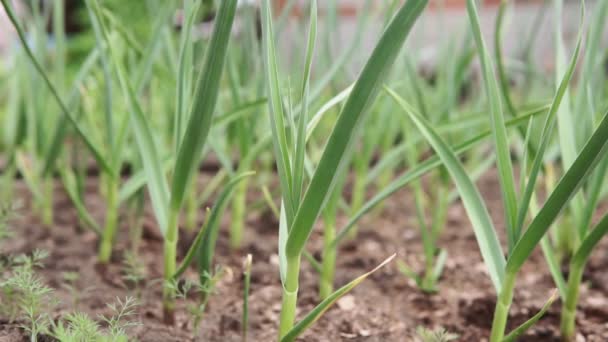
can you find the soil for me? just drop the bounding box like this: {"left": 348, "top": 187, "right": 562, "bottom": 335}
{"left": 1, "top": 168, "right": 607, "bottom": 342}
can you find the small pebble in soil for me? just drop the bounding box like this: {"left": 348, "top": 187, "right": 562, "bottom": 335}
{"left": 269, "top": 254, "right": 279, "bottom": 266}
{"left": 337, "top": 295, "right": 356, "bottom": 311}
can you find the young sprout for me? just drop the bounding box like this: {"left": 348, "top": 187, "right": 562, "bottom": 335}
{"left": 0, "top": 0, "right": 160, "bottom": 264}
{"left": 223, "top": 2, "right": 267, "bottom": 249}
{"left": 121, "top": 251, "right": 146, "bottom": 300}
{"left": 50, "top": 299, "right": 139, "bottom": 341}
{"left": 60, "top": 272, "right": 88, "bottom": 309}
{"left": 168, "top": 266, "right": 227, "bottom": 335}
{"left": 84, "top": 0, "right": 247, "bottom": 323}
{"left": 0, "top": 0, "right": 113, "bottom": 227}
{"left": 262, "top": 0, "right": 427, "bottom": 339}
{"left": 398, "top": 107, "right": 449, "bottom": 293}
{"left": 51, "top": 312, "right": 103, "bottom": 342}
{"left": 387, "top": 2, "right": 608, "bottom": 340}
{"left": 101, "top": 296, "right": 141, "bottom": 339}
{"left": 496, "top": 2, "right": 608, "bottom": 340}
{"left": 550, "top": 0, "right": 586, "bottom": 259}
{"left": 416, "top": 326, "right": 459, "bottom": 342}
{"left": 1, "top": 250, "right": 56, "bottom": 342}
{"left": 4, "top": 0, "right": 608, "bottom": 340}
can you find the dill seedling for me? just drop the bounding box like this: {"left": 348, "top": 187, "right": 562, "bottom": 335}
{"left": 1, "top": 250, "right": 56, "bottom": 342}
{"left": 416, "top": 326, "right": 459, "bottom": 342}
{"left": 100, "top": 296, "right": 141, "bottom": 340}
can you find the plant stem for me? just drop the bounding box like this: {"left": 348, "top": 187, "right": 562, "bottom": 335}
{"left": 372, "top": 169, "right": 391, "bottom": 217}
{"left": 319, "top": 214, "right": 336, "bottom": 299}
{"left": 30, "top": 323, "right": 37, "bottom": 342}
{"left": 230, "top": 177, "right": 249, "bottom": 249}
{"left": 279, "top": 256, "right": 301, "bottom": 339}
{"left": 431, "top": 182, "right": 449, "bottom": 240}
{"left": 98, "top": 181, "right": 118, "bottom": 263}
{"left": 348, "top": 164, "right": 367, "bottom": 239}
{"left": 186, "top": 187, "right": 198, "bottom": 231}
{"left": 41, "top": 177, "right": 54, "bottom": 226}
{"left": 560, "top": 263, "right": 584, "bottom": 341}
{"left": 490, "top": 272, "right": 516, "bottom": 342}
{"left": 556, "top": 218, "right": 577, "bottom": 260}
{"left": 163, "top": 209, "right": 179, "bottom": 324}
{"left": 421, "top": 255, "right": 436, "bottom": 292}
{"left": 128, "top": 194, "right": 145, "bottom": 253}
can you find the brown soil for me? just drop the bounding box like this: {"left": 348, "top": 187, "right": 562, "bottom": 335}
{"left": 1, "top": 169, "right": 608, "bottom": 342}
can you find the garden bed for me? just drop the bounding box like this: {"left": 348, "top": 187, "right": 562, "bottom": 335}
{"left": 1, "top": 0, "right": 607, "bottom": 341}
{"left": 2, "top": 169, "right": 608, "bottom": 341}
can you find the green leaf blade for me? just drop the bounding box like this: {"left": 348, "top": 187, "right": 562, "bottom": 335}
{"left": 173, "top": 172, "right": 254, "bottom": 280}
{"left": 280, "top": 255, "right": 395, "bottom": 342}
{"left": 262, "top": 0, "right": 296, "bottom": 224}
{"left": 170, "top": 0, "right": 238, "bottom": 213}
{"left": 386, "top": 87, "right": 506, "bottom": 292}
{"left": 503, "top": 290, "right": 559, "bottom": 342}
{"left": 1, "top": 0, "right": 115, "bottom": 178}
{"left": 515, "top": 13, "right": 584, "bottom": 236}
{"left": 85, "top": 0, "right": 171, "bottom": 233}
{"left": 292, "top": 0, "right": 318, "bottom": 207}
{"left": 286, "top": 0, "right": 429, "bottom": 259}
{"left": 571, "top": 213, "right": 608, "bottom": 268}
{"left": 332, "top": 104, "right": 550, "bottom": 248}
{"left": 466, "top": 0, "right": 519, "bottom": 250}
{"left": 507, "top": 108, "right": 608, "bottom": 274}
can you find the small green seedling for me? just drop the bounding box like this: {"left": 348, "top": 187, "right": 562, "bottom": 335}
{"left": 262, "top": 0, "right": 427, "bottom": 339}
{"left": 84, "top": 0, "right": 250, "bottom": 324}
{"left": 387, "top": 2, "right": 608, "bottom": 340}
{"left": 416, "top": 326, "right": 459, "bottom": 342}
{"left": 50, "top": 297, "right": 140, "bottom": 341}
{"left": 1, "top": 249, "right": 56, "bottom": 342}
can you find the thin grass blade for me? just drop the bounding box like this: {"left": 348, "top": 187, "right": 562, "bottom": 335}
{"left": 292, "top": 0, "right": 317, "bottom": 206}
{"left": 262, "top": 0, "right": 297, "bottom": 223}
{"left": 213, "top": 98, "right": 268, "bottom": 127}
{"left": 494, "top": 1, "right": 517, "bottom": 118}
{"left": 173, "top": 172, "right": 254, "bottom": 280}
{"left": 503, "top": 290, "right": 559, "bottom": 342}
{"left": 574, "top": 1, "right": 608, "bottom": 116}
{"left": 571, "top": 213, "right": 608, "bottom": 268}
{"left": 554, "top": 0, "right": 586, "bottom": 236}
{"left": 280, "top": 255, "right": 395, "bottom": 342}
{"left": 467, "top": 0, "right": 519, "bottom": 250}
{"left": 174, "top": 0, "right": 200, "bottom": 151}
{"left": 515, "top": 13, "right": 584, "bottom": 235}
{"left": 506, "top": 108, "right": 608, "bottom": 274}
{"left": 579, "top": 155, "right": 608, "bottom": 231}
